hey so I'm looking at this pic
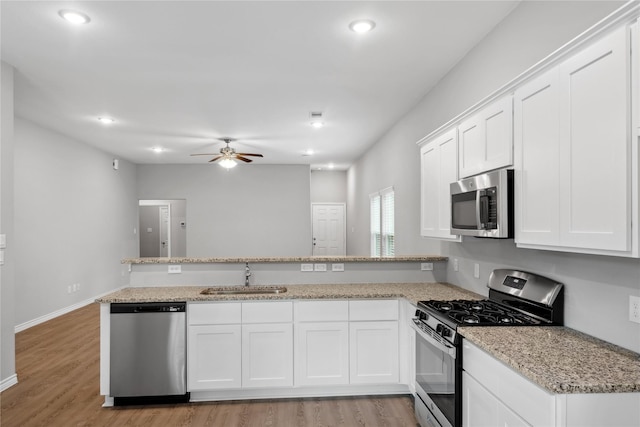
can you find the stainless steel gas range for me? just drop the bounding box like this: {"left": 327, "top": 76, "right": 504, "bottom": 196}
{"left": 411, "top": 269, "right": 564, "bottom": 427}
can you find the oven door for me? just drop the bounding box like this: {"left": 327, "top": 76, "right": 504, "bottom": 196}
{"left": 412, "top": 322, "right": 458, "bottom": 427}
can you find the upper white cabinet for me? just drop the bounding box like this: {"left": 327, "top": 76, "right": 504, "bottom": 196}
{"left": 419, "top": 128, "right": 461, "bottom": 240}
{"left": 515, "top": 25, "right": 636, "bottom": 256}
{"left": 458, "top": 95, "right": 513, "bottom": 178}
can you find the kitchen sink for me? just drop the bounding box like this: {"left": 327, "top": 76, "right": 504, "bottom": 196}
{"left": 200, "top": 285, "right": 288, "bottom": 295}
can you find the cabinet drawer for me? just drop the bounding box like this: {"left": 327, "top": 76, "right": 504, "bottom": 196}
{"left": 294, "top": 300, "right": 349, "bottom": 322}
{"left": 349, "top": 299, "right": 398, "bottom": 321}
{"left": 188, "top": 302, "right": 241, "bottom": 325}
{"left": 242, "top": 301, "right": 293, "bottom": 323}
{"left": 463, "top": 339, "right": 554, "bottom": 427}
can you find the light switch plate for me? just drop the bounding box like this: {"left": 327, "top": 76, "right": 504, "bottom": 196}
{"left": 314, "top": 263, "right": 327, "bottom": 272}
{"left": 453, "top": 259, "right": 459, "bottom": 272}
{"left": 630, "top": 296, "right": 640, "bottom": 324}
{"left": 301, "top": 263, "right": 314, "bottom": 272}
{"left": 0, "top": 250, "right": 4, "bottom": 266}
{"left": 168, "top": 265, "right": 182, "bottom": 274}
{"left": 473, "top": 263, "right": 480, "bottom": 278}
{"left": 0, "top": 234, "right": 6, "bottom": 249}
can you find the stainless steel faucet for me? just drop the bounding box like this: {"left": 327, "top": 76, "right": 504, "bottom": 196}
{"left": 244, "top": 262, "right": 251, "bottom": 286}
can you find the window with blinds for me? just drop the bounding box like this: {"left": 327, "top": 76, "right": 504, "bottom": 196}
{"left": 370, "top": 187, "right": 394, "bottom": 257}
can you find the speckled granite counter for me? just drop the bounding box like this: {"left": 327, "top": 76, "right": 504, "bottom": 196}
{"left": 121, "top": 255, "right": 448, "bottom": 264}
{"left": 95, "top": 282, "right": 479, "bottom": 305}
{"left": 459, "top": 326, "right": 640, "bottom": 394}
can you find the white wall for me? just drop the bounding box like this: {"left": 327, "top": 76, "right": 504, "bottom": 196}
{"left": 310, "top": 170, "right": 347, "bottom": 203}
{"left": 13, "top": 118, "right": 139, "bottom": 326}
{"left": 1, "top": 61, "right": 17, "bottom": 388}
{"left": 348, "top": 1, "right": 640, "bottom": 353}
{"left": 137, "top": 164, "right": 312, "bottom": 257}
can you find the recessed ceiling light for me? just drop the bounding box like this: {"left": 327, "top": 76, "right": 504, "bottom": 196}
{"left": 349, "top": 20, "right": 376, "bottom": 33}
{"left": 302, "top": 149, "right": 315, "bottom": 156}
{"left": 151, "top": 147, "right": 164, "bottom": 153}
{"left": 97, "top": 117, "right": 115, "bottom": 124}
{"left": 310, "top": 121, "right": 324, "bottom": 129}
{"left": 58, "top": 9, "right": 91, "bottom": 25}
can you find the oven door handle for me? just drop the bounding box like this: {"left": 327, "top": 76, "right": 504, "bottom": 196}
{"left": 411, "top": 320, "right": 457, "bottom": 358}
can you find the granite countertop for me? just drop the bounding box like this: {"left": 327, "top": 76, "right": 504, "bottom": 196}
{"left": 459, "top": 326, "right": 640, "bottom": 394}
{"left": 121, "top": 255, "right": 448, "bottom": 264}
{"left": 95, "top": 282, "right": 480, "bottom": 306}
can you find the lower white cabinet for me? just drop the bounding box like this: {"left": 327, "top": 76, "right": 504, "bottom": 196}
{"left": 349, "top": 321, "right": 399, "bottom": 384}
{"left": 242, "top": 323, "right": 293, "bottom": 388}
{"left": 348, "top": 300, "right": 399, "bottom": 385}
{"left": 188, "top": 324, "right": 242, "bottom": 390}
{"left": 463, "top": 339, "right": 640, "bottom": 427}
{"left": 463, "top": 371, "right": 530, "bottom": 427}
{"left": 295, "top": 321, "right": 349, "bottom": 386}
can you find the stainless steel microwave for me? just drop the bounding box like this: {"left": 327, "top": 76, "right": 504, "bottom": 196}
{"left": 450, "top": 169, "right": 513, "bottom": 238}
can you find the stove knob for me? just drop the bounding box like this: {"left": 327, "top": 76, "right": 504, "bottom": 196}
{"left": 441, "top": 326, "right": 451, "bottom": 338}
{"left": 419, "top": 311, "right": 428, "bottom": 321}
{"left": 436, "top": 324, "right": 443, "bottom": 335}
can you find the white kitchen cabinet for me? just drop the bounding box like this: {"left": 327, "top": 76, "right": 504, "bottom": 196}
{"left": 514, "top": 25, "right": 637, "bottom": 256}
{"left": 349, "top": 300, "right": 399, "bottom": 385}
{"left": 188, "top": 324, "right": 242, "bottom": 390}
{"left": 458, "top": 95, "right": 513, "bottom": 178}
{"left": 187, "top": 302, "right": 242, "bottom": 391}
{"left": 463, "top": 339, "right": 640, "bottom": 427}
{"left": 294, "top": 300, "right": 349, "bottom": 386}
{"left": 513, "top": 67, "right": 561, "bottom": 247}
{"left": 242, "top": 322, "right": 294, "bottom": 388}
{"left": 419, "top": 128, "right": 461, "bottom": 240}
{"left": 242, "top": 301, "right": 293, "bottom": 388}
{"left": 295, "top": 322, "right": 349, "bottom": 386}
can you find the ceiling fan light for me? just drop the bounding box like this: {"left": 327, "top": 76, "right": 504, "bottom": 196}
{"left": 219, "top": 158, "right": 237, "bottom": 169}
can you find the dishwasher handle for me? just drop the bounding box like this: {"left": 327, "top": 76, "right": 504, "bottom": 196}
{"left": 110, "top": 302, "right": 186, "bottom": 314}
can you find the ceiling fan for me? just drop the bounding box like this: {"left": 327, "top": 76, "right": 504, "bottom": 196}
{"left": 191, "top": 138, "right": 264, "bottom": 169}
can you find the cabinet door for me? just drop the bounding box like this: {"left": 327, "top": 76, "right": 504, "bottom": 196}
{"left": 242, "top": 323, "right": 293, "bottom": 388}
{"left": 295, "top": 322, "right": 349, "bottom": 386}
{"left": 349, "top": 321, "right": 399, "bottom": 384}
{"left": 462, "top": 371, "right": 499, "bottom": 427}
{"left": 558, "top": 26, "right": 630, "bottom": 251}
{"left": 459, "top": 96, "right": 513, "bottom": 178}
{"left": 514, "top": 67, "right": 561, "bottom": 246}
{"left": 187, "top": 324, "right": 242, "bottom": 391}
{"left": 420, "top": 128, "right": 460, "bottom": 240}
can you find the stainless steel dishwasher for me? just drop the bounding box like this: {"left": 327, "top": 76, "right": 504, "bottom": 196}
{"left": 110, "top": 302, "right": 189, "bottom": 405}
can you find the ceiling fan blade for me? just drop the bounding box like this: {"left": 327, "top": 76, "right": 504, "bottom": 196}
{"left": 236, "top": 153, "right": 263, "bottom": 157}
{"left": 208, "top": 156, "right": 223, "bottom": 162}
{"left": 235, "top": 155, "right": 253, "bottom": 163}
{"left": 191, "top": 153, "right": 219, "bottom": 156}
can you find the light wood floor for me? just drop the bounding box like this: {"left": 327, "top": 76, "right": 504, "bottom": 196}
{"left": 1, "top": 303, "right": 419, "bottom": 426}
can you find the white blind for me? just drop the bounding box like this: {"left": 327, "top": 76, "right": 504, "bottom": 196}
{"left": 370, "top": 187, "right": 394, "bottom": 257}
{"left": 381, "top": 189, "right": 395, "bottom": 257}
{"left": 370, "top": 193, "right": 381, "bottom": 257}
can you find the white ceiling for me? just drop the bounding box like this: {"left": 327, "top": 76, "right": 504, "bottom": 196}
{"left": 1, "top": 1, "right": 518, "bottom": 169}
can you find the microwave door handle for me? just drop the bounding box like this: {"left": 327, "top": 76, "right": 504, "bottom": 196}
{"left": 479, "top": 191, "right": 490, "bottom": 227}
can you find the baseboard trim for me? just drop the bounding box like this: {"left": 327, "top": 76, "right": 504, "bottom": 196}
{"left": 1, "top": 374, "right": 18, "bottom": 392}
{"left": 14, "top": 287, "right": 125, "bottom": 333}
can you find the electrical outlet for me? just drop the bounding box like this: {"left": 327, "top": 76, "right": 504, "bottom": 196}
{"left": 314, "top": 263, "right": 327, "bottom": 272}
{"left": 421, "top": 263, "right": 433, "bottom": 271}
{"left": 332, "top": 263, "right": 344, "bottom": 272}
{"left": 630, "top": 296, "right": 640, "bottom": 324}
{"left": 67, "top": 285, "right": 72, "bottom": 294}
{"left": 453, "top": 258, "right": 459, "bottom": 272}
{"left": 168, "top": 265, "right": 182, "bottom": 274}
{"left": 301, "top": 263, "right": 313, "bottom": 272}
{"left": 473, "top": 263, "right": 480, "bottom": 279}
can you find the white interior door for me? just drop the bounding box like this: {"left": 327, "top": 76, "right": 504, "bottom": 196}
{"left": 159, "top": 205, "right": 170, "bottom": 257}
{"left": 312, "top": 204, "right": 346, "bottom": 256}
